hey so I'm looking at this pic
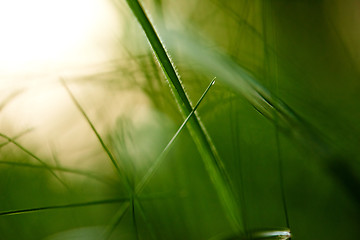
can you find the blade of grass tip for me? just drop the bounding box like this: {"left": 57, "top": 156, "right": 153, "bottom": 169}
{"left": 0, "top": 198, "right": 128, "bottom": 217}
{"left": 124, "top": 0, "right": 242, "bottom": 233}
{"left": 0, "top": 132, "right": 68, "bottom": 188}
{"left": 103, "top": 201, "right": 130, "bottom": 240}
{"left": 60, "top": 79, "right": 132, "bottom": 192}
{"left": 135, "top": 78, "right": 215, "bottom": 194}
{"left": 0, "top": 160, "right": 115, "bottom": 186}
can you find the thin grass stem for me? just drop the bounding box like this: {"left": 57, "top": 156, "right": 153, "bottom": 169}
{"left": 131, "top": 196, "right": 140, "bottom": 240}
{"left": 0, "top": 132, "right": 67, "bottom": 188}
{"left": 103, "top": 201, "right": 130, "bottom": 240}
{"left": 134, "top": 198, "right": 157, "bottom": 240}
{"left": 0, "top": 128, "right": 33, "bottom": 149}
{"left": 135, "top": 78, "right": 215, "bottom": 194}
{"left": 61, "top": 79, "right": 133, "bottom": 193}
{"left": 0, "top": 198, "right": 128, "bottom": 216}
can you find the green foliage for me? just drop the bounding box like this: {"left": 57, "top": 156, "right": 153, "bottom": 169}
{"left": 1, "top": 0, "right": 360, "bottom": 239}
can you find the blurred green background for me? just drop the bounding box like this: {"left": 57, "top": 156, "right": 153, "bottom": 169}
{"left": 1, "top": 0, "right": 360, "bottom": 239}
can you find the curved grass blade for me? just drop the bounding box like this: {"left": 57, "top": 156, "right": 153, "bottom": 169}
{"left": 0, "top": 198, "right": 128, "bottom": 216}
{"left": 160, "top": 28, "right": 360, "bottom": 203}
{"left": 135, "top": 78, "right": 215, "bottom": 194}
{"left": 123, "top": 0, "right": 243, "bottom": 233}
{"left": 158, "top": 28, "right": 322, "bottom": 150}
{"left": 0, "top": 132, "right": 67, "bottom": 188}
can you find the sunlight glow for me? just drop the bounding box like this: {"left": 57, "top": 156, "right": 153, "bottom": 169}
{"left": 0, "top": 0, "right": 129, "bottom": 165}
{"left": 0, "top": 0, "right": 120, "bottom": 75}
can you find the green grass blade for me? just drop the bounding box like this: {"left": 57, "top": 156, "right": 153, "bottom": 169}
{"left": 160, "top": 27, "right": 360, "bottom": 203}
{"left": 135, "top": 78, "right": 215, "bottom": 194}
{"left": 61, "top": 79, "right": 132, "bottom": 192}
{"left": 124, "top": 0, "right": 189, "bottom": 110}
{"left": 124, "top": 0, "right": 242, "bottom": 232}
{"left": 0, "top": 128, "right": 32, "bottom": 149}
{"left": 134, "top": 198, "right": 157, "bottom": 240}
{"left": 131, "top": 197, "right": 140, "bottom": 240}
{"left": 0, "top": 198, "right": 128, "bottom": 216}
{"left": 160, "top": 28, "right": 328, "bottom": 156}
{"left": 0, "top": 132, "right": 67, "bottom": 187}
{"left": 60, "top": 80, "right": 120, "bottom": 173}
{"left": 103, "top": 201, "right": 130, "bottom": 240}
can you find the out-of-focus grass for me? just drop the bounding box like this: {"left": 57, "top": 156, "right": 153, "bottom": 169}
{"left": 0, "top": 0, "right": 360, "bottom": 240}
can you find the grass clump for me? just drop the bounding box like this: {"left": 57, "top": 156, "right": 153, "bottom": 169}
{"left": 0, "top": 1, "right": 360, "bottom": 239}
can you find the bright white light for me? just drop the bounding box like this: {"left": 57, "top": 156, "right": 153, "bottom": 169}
{"left": 0, "top": 0, "right": 120, "bottom": 75}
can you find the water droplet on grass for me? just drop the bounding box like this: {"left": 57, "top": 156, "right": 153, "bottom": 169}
{"left": 224, "top": 228, "right": 291, "bottom": 240}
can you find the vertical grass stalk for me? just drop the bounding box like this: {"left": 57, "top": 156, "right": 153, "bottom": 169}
{"left": 123, "top": 0, "right": 243, "bottom": 233}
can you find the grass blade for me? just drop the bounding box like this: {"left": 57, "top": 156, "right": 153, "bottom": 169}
{"left": 0, "top": 198, "right": 128, "bottom": 216}
{"left": 134, "top": 198, "right": 157, "bottom": 240}
{"left": 160, "top": 28, "right": 360, "bottom": 203}
{"left": 61, "top": 79, "right": 132, "bottom": 192}
{"left": 135, "top": 78, "right": 215, "bottom": 194}
{"left": 103, "top": 201, "right": 130, "bottom": 240}
{"left": 0, "top": 128, "right": 32, "bottom": 149}
{"left": 0, "top": 132, "right": 67, "bottom": 187}
{"left": 131, "top": 197, "right": 140, "bottom": 240}
{"left": 124, "top": 0, "right": 243, "bottom": 233}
